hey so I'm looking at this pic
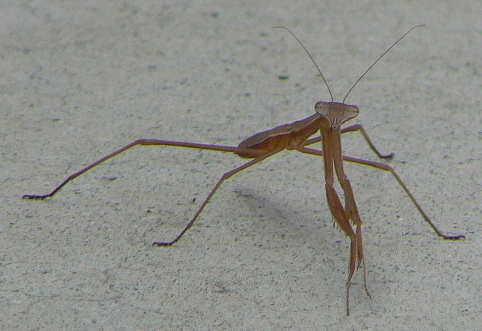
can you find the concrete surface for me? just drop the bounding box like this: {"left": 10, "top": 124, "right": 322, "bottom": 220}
{"left": 1, "top": 1, "right": 481, "bottom": 330}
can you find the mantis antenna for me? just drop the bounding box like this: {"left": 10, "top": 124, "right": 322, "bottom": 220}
{"left": 274, "top": 25, "right": 426, "bottom": 103}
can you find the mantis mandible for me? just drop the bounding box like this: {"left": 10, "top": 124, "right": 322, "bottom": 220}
{"left": 23, "top": 25, "right": 464, "bottom": 315}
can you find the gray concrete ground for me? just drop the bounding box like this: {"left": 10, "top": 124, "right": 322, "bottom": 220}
{"left": 1, "top": 1, "right": 481, "bottom": 330}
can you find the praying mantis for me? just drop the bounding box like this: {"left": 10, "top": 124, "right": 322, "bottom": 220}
{"left": 23, "top": 25, "right": 464, "bottom": 315}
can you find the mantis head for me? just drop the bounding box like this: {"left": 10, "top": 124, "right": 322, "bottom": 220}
{"left": 315, "top": 101, "right": 359, "bottom": 129}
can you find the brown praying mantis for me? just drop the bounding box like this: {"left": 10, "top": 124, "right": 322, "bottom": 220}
{"left": 23, "top": 25, "right": 464, "bottom": 315}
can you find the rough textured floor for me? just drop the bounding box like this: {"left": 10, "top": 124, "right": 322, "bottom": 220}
{"left": 1, "top": 1, "right": 480, "bottom": 330}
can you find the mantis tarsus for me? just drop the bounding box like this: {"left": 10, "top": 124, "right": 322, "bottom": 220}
{"left": 23, "top": 25, "right": 464, "bottom": 315}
